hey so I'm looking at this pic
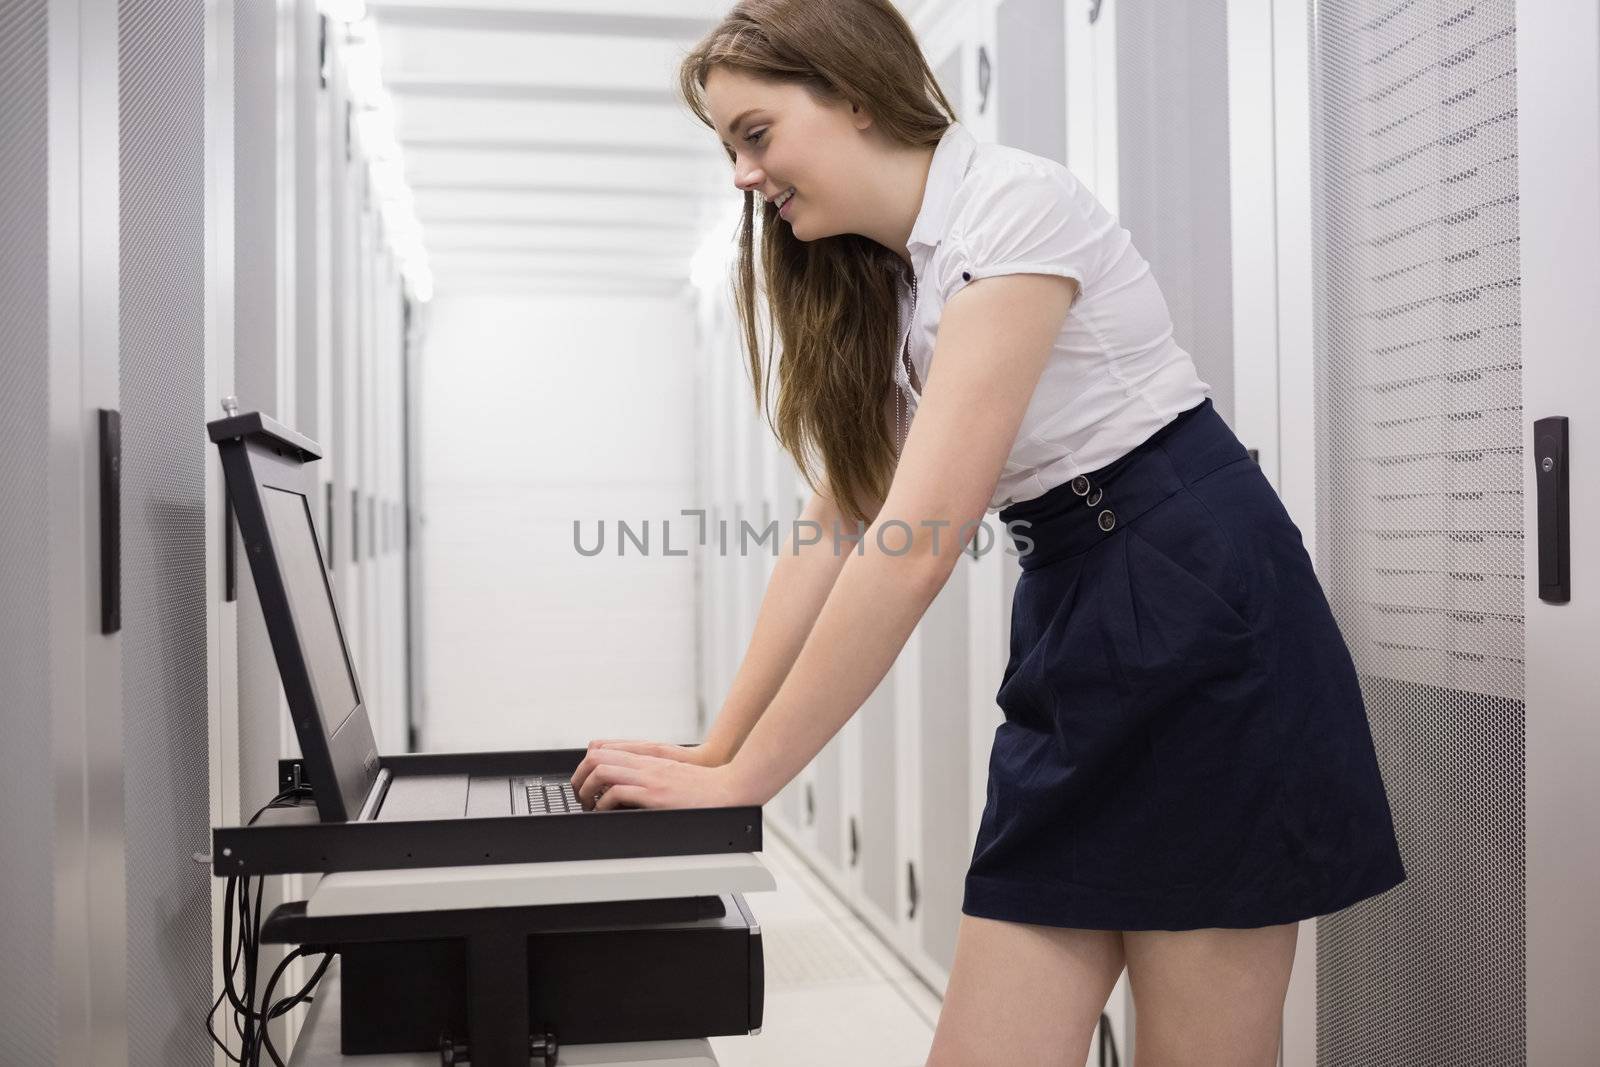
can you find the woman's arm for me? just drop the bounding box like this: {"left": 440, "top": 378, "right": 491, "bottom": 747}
{"left": 724, "top": 273, "right": 1078, "bottom": 800}
{"left": 698, "top": 480, "right": 881, "bottom": 764}
{"left": 574, "top": 272, "right": 1077, "bottom": 810}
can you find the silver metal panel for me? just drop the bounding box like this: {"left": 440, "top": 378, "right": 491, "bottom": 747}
{"left": 44, "top": 0, "right": 118, "bottom": 1058}
{"left": 294, "top": 0, "right": 321, "bottom": 453}
{"left": 814, "top": 731, "right": 843, "bottom": 869}
{"left": 859, "top": 673, "right": 898, "bottom": 922}
{"left": 233, "top": 0, "right": 287, "bottom": 820}
{"left": 1116, "top": 0, "right": 1235, "bottom": 423}
{"left": 379, "top": 775, "right": 470, "bottom": 820}
{"left": 0, "top": 1, "right": 57, "bottom": 1057}
{"left": 117, "top": 0, "right": 213, "bottom": 1061}
{"left": 997, "top": 0, "right": 1067, "bottom": 164}
{"left": 1517, "top": 1, "right": 1600, "bottom": 1058}
{"left": 1309, "top": 2, "right": 1525, "bottom": 1062}
{"left": 233, "top": 7, "right": 299, "bottom": 1053}
{"left": 918, "top": 557, "right": 969, "bottom": 971}
{"left": 328, "top": 25, "right": 356, "bottom": 692}
{"left": 351, "top": 197, "right": 373, "bottom": 736}
{"left": 402, "top": 298, "right": 427, "bottom": 744}
{"left": 79, "top": 0, "right": 130, "bottom": 1055}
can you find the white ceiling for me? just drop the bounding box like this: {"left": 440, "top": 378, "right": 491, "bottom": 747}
{"left": 371, "top": 0, "right": 930, "bottom": 297}
{"left": 370, "top": 0, "right": 744, "bottom": 296}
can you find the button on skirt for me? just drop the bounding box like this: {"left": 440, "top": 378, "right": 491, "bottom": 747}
{"left": 962, "top": 398, "right": 1407, "bottom": 931}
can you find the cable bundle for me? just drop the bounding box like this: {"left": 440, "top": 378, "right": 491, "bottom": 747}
{"left": 1097, "top": 1011, "right": 1122, "bottom": 1067}
{"left": 204, "top": 788, "right": 336, "bottom": 1066}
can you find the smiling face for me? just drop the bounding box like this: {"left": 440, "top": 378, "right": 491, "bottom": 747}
{"left": 704, "top": 66, "right": 875, "bottom": 241}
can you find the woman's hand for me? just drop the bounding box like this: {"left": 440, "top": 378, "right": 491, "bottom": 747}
{"left": 570, "top": 747, "right": 764, "bottom": 811}
{"left": 570, "top": 739, "right": 724, "bottom": 801}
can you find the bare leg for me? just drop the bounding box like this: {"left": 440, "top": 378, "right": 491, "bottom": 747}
{"left": 926, "top": 914, "right": 1126, "bottom": 1067}
{"left": 1123, "top": 922, "right": 1299, "bottom": 1067}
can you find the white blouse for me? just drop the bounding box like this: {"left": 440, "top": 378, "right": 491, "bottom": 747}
{"left": 893, "top": 122, "right": 1210, "bottom": 512}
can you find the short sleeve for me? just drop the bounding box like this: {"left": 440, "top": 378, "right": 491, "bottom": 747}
{"left": 937, "top": 161, "right": 1095, "bottom": 303}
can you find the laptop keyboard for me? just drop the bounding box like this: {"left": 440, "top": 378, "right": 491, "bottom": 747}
{"left": 524, "top": 778, "right": 581, "bottom": 815}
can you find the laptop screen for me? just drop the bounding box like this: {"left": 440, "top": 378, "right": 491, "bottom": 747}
{"left": 260, "top": 484, "right": 361, "bottom": 739}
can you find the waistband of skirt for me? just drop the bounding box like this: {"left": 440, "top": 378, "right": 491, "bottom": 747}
{"left": 998, "top": 398, "right": 1247, "bottom": 570}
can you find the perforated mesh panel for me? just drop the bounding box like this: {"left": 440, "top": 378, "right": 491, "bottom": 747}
{"left": 1117, "top": 0, "right": 1235, "bottom": 422}
{"left": 0, "top": 1, "right": 57, "bottom": 1058}
{"left": 118, "top": 1, "right": 213, "bottom": 1061}
{"left": 1309, "top": 2, "right": 1526, "bottom": 1063}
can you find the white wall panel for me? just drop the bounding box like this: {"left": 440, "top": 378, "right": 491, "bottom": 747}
{"left": 419, "top": 293, "right": 699, "bottom": 752}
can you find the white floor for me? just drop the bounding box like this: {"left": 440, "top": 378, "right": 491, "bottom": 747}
{"left": 710, "top": 833, "right": 941, "bottom": 1067}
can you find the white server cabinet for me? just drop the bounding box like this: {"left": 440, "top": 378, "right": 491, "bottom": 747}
{"left": 1114, "top": 1, "right": 1237, "bottom": 422}
{"left": 884, "top": 0, "right": 982, "bottom": 989}
{"left": 754, "top": 0, "right": 1026, "bottom": 1000}
{"left": 3, "top": 12, "right": 71, "bottom": 1059}
{"left": 328, "top": 23, "right": 361, "bottom": 725}
{"left": 2, "top": 4, "right": 419, "bottom": 1060}
{"left": 3, "top": 0, "right": 222, "bottom": 1059}
{"left": 119, "top": 0, "right": 224, "bottom": 1059}
{"left": 695, "top": 1, "right": 1600, "bottom": 1062}
{"left": 321, "top": 15, "right": 413, "bottom": 757}
{"left": 909, "top": 2, "right": 980, "bottom": 982}
{"left": 754, "top": 0, "right": 992, "bottom": 994}
{"left": 1068, "top": 2, "right": 1600, "bottom": 1061}
{"left": 1270, "top": 0, "right": 1600, "bottom": 1063}
{"left": 717, "top": 0, "right": 1263, "bottom": 1050}
{"left": 735, "top": 0, "right": 1059, "bottom": 1006}
{"left": 234, "top": 0, "right": 334, "bottom": 1050}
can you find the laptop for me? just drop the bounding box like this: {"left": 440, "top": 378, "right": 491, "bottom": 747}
{"left": 209, "top": 411, "right": 582, "bottom": 824}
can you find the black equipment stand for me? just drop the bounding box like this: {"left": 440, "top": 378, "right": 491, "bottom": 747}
{"left": 260, "top": 893, "right": 762, "bottom": 1067}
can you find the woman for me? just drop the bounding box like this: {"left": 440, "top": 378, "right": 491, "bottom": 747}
{"left": 571, "top": 1, "right": 1406, "bottom": 1063}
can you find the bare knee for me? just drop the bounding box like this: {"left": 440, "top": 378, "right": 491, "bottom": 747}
{"left": 927, "top": 916, "right": 1125, "bottom": 1067}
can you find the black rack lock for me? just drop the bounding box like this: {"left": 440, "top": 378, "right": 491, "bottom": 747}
{"left": 1534, "top": 416, "right": 1570, "bottom": 603}
{"left": 98, "top": 409, "right": 121, "bottom": 633}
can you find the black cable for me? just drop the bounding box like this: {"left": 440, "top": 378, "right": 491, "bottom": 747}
{"left": 204, "top": 787, "right": 312, "bottom": 1062}
{"left": 249, "top": 947, "right": 335, "bottom": 1067}
{"left": 264, "top": 950, "right": 333, "bottom": 1024}
{"left": 249, "top": 945, "right": 308, "bottom": 1067}
{"left": 216, "top": 874, "right": 257, "bottom": 1042}
{"left": 239, "top": 876, "right": 256, "bottom": 1053}
{"left": 230, "top": 873, "right": 253, "bottom": 1043}
{"left": 240, "top": 791, "right": 299, "bottom": 1052}
{"left": 243, "top": 874, "right": 265, "bottom": 1053}
{"left": 205, "top": 874, "right": 247, "bottom": 1061}
{"left": 1097, "top": 1011, "right": 1122, "bottom": 1067}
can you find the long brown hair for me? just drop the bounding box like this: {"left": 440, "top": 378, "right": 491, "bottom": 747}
{"left": 678, "top": 0, "right": 958, "bottom": 525}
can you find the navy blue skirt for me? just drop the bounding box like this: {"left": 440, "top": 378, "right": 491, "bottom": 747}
{"left": 963, "top": 398, "right": 1406, "bottom": 931}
